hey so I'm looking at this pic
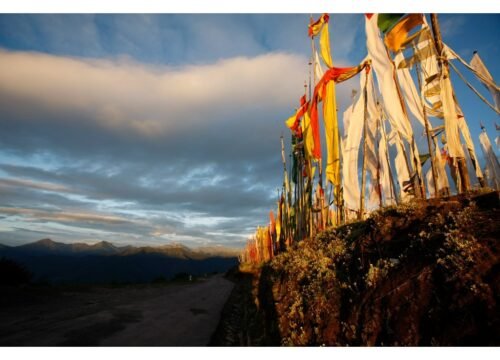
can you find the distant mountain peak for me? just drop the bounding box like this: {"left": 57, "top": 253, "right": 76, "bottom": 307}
{"left": 35, "top": 238, "right": 56, "bottom": 245}
{"left": 30, "top": 238, "right": 63, "bottom": 249}
{"left": 93, "top": 241, "right": 116, "bottom": 248}
{"left": 161, "top": 243, "right": 190, "bottom": 249}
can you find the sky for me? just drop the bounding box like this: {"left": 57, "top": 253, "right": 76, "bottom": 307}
{"left": 0, "top": 14, "right": 498, "bottom": 248}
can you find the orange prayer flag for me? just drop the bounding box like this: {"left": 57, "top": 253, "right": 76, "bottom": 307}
{"left": 309, "top": 90, "right": 323, "bottom": 160}
{"left": 308, "top": 13, "right": 330, "bottom": 37}
{"left": 384, "top": 13, "right": 424, "bottom": 52}
{"left": 308, "top": 60, "right": 370, "bottom": 162}
{"left": 319, "top": 61, "right": 370, "bottom": 86}
{"left": 285, "top": 95, "right": 308, "bottom": 134}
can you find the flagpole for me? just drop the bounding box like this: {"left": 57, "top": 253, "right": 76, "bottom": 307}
{"left": 280, "top": 135, "right": 289, "bottom": 245}
{"left": 371, "top": 72, "right": 399, "bottom": 206}
{"left": 376, "top": 116, "right": 383, "bottom": 208}
{"left": 359, "top": 71, "right": 369, "bottom": 220}
{"left": 370, "top": 75, "right": 383, "bottom": 209}
{"left": 336, "top": 98, "right": 343, "bottom": 227}
{"left": 430, "top": 13, "right": 471, "bottom": 193}
{"left": 303, "top": 81, "right": 309, "bottom": 239}
{"left": 384, "top": 44, "right": 425, "bottom": 198}
{"left": 289, "top": 151, "right": 294, "bottom": 243}
{"left": 276, "top": 188, "right": 280, "bottom": 253}
{"left": 297, "top": 137, "right": 303, "bottom": 240}
{"left": 380, "top": 111, "right": 399, "bottom": 204}
{"left": 397, "top": 82, "right": 424, "bottom": 198}
{"left": 294, "top": 136, "right": 301, "bottom": 241}
{"left": 413, "top": 51, "right": 439, "bottom": 198}
{"left": 310, "top": 17, "right": 324, "bottom": 232}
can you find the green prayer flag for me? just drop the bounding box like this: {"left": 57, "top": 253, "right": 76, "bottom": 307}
{"left": 377, "top": 14, "right": 405, "bottom": 33}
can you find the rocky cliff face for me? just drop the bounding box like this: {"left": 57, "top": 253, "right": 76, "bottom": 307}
{"left": 250, "top": 191, "right": 500, "bottom": 346}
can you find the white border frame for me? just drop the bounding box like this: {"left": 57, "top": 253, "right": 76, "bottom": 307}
{"left": 0, "top": 1, "right": 499, "bottom": 14}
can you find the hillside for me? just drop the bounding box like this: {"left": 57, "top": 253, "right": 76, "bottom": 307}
{"left": 214, "top": 191, "right": 500, "bottom": 346}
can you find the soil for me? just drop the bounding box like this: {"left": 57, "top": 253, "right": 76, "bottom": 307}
{"left": 209, "top": 267, "right": 279, "bottom": 346}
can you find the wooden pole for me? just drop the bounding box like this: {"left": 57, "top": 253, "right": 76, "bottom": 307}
{"left": 276, "top": 188, "right": 281, "bottom": 252}
{"left": 303, "top": 81, "right": 309, "bottom": 239}
{"left": 414, "top": 52, "right": 439, "bottom": 198}
{"left": 311, "top": 28, "right": 324, "bottom": 233}
{"left": 376, "top": 116, "right": 383, "bottom": 208}
{"left": 380, "top": 112, "right": 399, "bottom": 204}
{"left": 295, "top": 144, "right": 301, "bottom": 240}
{"left": 359, "top": 71, "right": 369, "bottom": 220}
{"left": 386, "top": 45, "right": 425, "bottom": 199}
{"left": 289, "top": 152, "right": 295, "bottom": 242}
{"left": 430, "top": 13, "right": 471, "bottom": 193}
{"left": 374, "top": 89, "right": 400, "bottom": 205}
{"left": 370, "top": 78, "right": 383, "bottom": 209}
{"left": 280, "top": 135, "right": 289, "bottom": 244}
{"left": 296, "top": 149, "right": 303, "bottom": 240}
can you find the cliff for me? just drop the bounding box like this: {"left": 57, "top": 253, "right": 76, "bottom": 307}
{"left": 215, "top": 191, "right": 500, "bottom": 346}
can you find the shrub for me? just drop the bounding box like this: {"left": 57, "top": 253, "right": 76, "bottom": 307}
{"left": 0, "top": 258, "right": 33, "bottom": 286}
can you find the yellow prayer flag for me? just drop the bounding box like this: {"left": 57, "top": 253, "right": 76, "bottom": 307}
{"left": 323, "top": 80, "right": 341, "bottom": 189}
{"left": 285, "top": 114, "right": 296, "bottom": 129}
{"left": 319, "top": 22, "right": 333, "bottom": 68}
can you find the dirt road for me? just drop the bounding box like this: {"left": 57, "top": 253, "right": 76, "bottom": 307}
{"left": 0, "top": 274, "right": 234, "bottom": 346}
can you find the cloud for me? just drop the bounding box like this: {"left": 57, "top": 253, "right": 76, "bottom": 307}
{"left": 0, "top": 163, "right": 275, "bottom": 217}
{"left": 0, "top": 206, "right": 130, "bottom": 225}
{"left": 0, "top": 161, "right": 274, "bottom": 247}
{"left": 0, "top": 49, "right": 308, "bottom": 137}
{"left": 1, "top": 50, "right": 354, "bottom": 173}
{"left": 0, "top": 177, "right": 71, "bottom": 193}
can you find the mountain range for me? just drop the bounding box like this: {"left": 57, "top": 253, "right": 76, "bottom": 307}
{"left": 0, "top": 238, "right": 240, "bottom": 258}
{"left": 0, "top": 239, "right": 240, "bottom": 284}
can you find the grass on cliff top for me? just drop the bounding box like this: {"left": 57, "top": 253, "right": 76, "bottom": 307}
{"left": 253, "top": 190, "right": 500, "bottom": 345}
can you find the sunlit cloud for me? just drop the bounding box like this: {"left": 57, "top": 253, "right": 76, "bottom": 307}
{"left": 0, "top": 49, "right": 307, "bottom": 137}
{"left": 0, "top": 177, "right": 71, "bottom": 193}
{"left": 0, "top": 206, "right": 130, "bottom": 225}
